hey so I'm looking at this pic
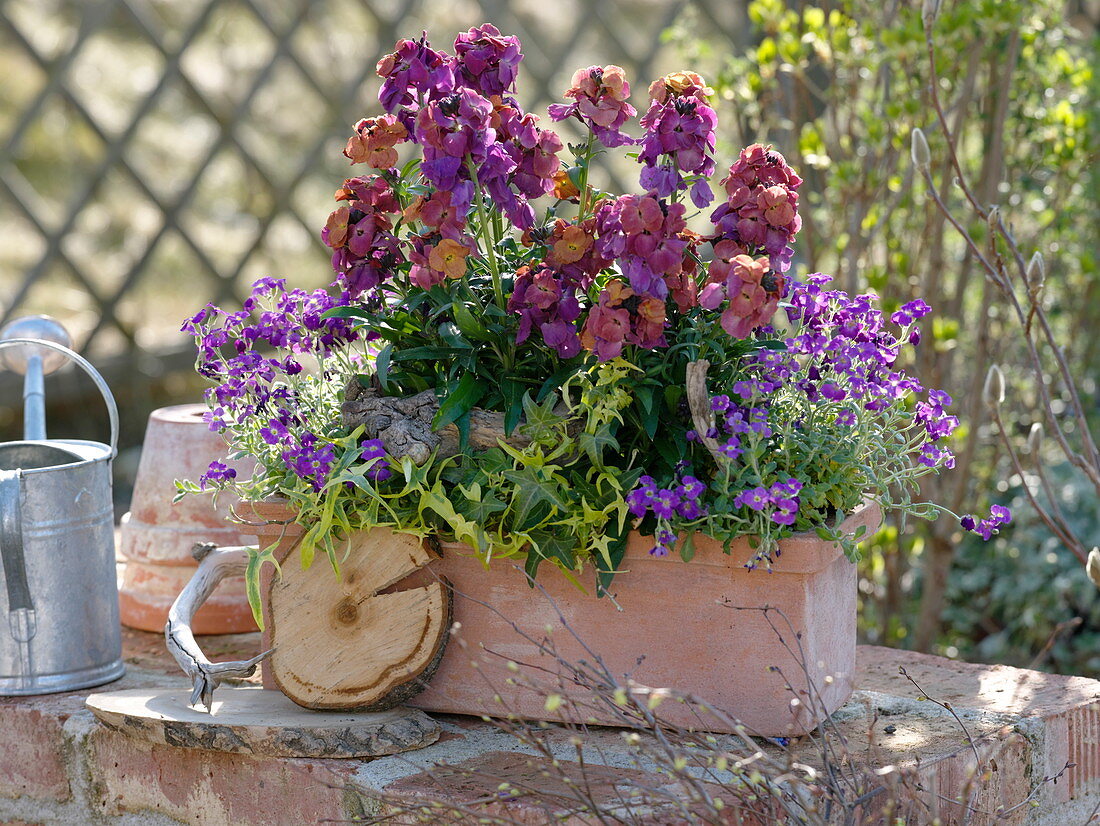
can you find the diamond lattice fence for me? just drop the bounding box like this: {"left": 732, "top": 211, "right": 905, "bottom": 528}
{"left": 0, "top": 0, "right": 749, "bottom": 370}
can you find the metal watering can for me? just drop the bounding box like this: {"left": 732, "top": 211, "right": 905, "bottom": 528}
{"left": 0, "top": 316, "right": 124, "bottom": 694}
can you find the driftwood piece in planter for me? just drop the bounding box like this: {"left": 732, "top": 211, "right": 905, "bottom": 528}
{"left": 165, "top": 543, "right": 273, "bottom": 711}
{"left": 267, "top": 528, "right": 452, "bottom": 711}
{"left": 342, "top": 382, "right": 531, "bottom": 463}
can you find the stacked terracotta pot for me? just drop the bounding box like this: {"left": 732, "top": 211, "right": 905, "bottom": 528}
{"left": 118, "top": 404, "right": 257, "bottom": 634}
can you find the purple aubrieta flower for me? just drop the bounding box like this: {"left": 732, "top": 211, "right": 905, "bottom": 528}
{"left": 281, "top": 433, "right": 337, "bottom": 492}
{"left": 649, "top": 528, "right": 677, "bottom": 557}
{"left": 677, "top": 476, "right": 706, "bottom": 499}
{"left": 890, "top": 299, "right": 933, "bottom": 326}
{"left": 652, "top": 488, "right": 681, "bottom": 519}
{"left": 961, "top": 505, "right": 1011, "bottom": 540}
{"left": 720, "top": 437, "right": 743, "bottom": 460}
{"left": 360, "top": 438, "right": 393, "bottom": 483}
{"left": 734, "top": 486, "right": 771, "bottom": 512}
{"left": 198, "top": 460, "right": 236, "bottom": 491}
{"left": 770, "top": 497, "right": 799, "bottom": 526}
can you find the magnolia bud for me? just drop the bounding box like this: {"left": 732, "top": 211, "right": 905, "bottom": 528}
{"left": 987, "top": 205, "right": 1000, "bottom": 229}
{"left": 1026, "top": 251, "right": 1045, "bottom": 300}
{"left": 922, "top": 0, "right": 941, "bottom": 25}
{"left": 983, "top": 364, "right": 1005, "bottom": 408}
{"left": 1027, "top": 422, "right": 1043, "bottom": 454}
{"left": 1087, "top": 548, "right": 1100, "bottom": 589}
{"left": 910, "top": 128, "right": 931, "bottom": 171}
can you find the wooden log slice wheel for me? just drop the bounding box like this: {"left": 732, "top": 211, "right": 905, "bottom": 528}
{"left": 165, "top": 531, "right": 451, "bottom": 713}
{"left": 267, "top": 529, "right": 451, "bottom": 711}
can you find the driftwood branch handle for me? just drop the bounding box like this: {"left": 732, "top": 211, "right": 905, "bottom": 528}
{"left": 685, "top": 360, "right": 725, "bottom": 465}
{"left": 165, "top": 543, "right": 273, "bottom": 712}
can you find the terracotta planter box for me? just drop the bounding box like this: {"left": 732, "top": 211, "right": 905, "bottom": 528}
{"left": 245, "top": 501, "right": 879, "bottom": 737}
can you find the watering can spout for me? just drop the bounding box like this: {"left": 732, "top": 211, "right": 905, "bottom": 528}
{"left": 0, "top": 316, "right": 73, "bottom": 442}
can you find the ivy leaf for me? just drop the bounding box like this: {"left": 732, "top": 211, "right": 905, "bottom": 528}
{"left": 520, "top": 391, "right": 563, "bottom": 442}
{"left": 578, "top": 424, "right": 619, "bottom": 465}
{"left": 503, "top": 467, "right": 567, "bottom": 529}
{"left": 525, "top": 529, "right": 578, "bottom": 582}
{"left": 596, "top": 519, "right": 631, "bottom": 597}
{"left": 457, "top": 482, "right": 508, "bottom": 523}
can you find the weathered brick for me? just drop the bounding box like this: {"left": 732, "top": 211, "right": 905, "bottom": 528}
{"left": 0, "top": 703, "right": 70, "bottom": 803}
{"left": 86, "top": 726, "right": 363, "bottom": 826}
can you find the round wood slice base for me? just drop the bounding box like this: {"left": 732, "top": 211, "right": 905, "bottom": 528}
{"left": 86, "top": 685, "right": 439, "bottom": 758}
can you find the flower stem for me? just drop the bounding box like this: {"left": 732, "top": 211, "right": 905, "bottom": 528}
{"left": 578, "top": 131, "right": 596, "bottom": 219}
{"left": 466, "top": 155, "right": 504, "bottom": 309}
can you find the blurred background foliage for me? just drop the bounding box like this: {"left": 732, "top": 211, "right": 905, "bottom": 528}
{"left": 1, "top": 0, "right": 1097, "bottom": 671}
{"left": 668, "top": 0, "right": 1099, "bottom": 670}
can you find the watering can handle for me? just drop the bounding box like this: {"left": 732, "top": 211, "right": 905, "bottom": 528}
{"left": 0, "top": 339, "right": 118, "bottom": 455}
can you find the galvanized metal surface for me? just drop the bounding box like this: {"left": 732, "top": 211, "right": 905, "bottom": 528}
{"left": 0, "top": 316, "right": 74, "bottom": 442}
{"left": 0, "top": 337, "right": 124, "bottom": 695}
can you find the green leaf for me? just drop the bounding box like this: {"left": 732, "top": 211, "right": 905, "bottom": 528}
{"left": 537, "top": 364, "right": 580, "bottom": 402}
{"left": 503, "top": 467, "right": 568, "bottom": 529}
{"left": 392, "top": 345, "right": 467, "bottom": 362}
{"left": 432, "top": 373, "right": 486, "bottom": 430}
{"left": 679, "top": 533, "right": 696, "bottom": 563}
{"left": 321, "top": 305, "right": 374, "bottom": 320}
{"left": 374, "top": 343, "right": 392, "bottom": 392}
{"left": 501, "top": 379, "right": 525, "bottom": 435}
{"left": 578, "top": 425, "right": 619, "bottom": 465}
{"left": 520, "top": 391, "right": 563, "bottom": 441}
{"left": 751, "top": 339, "right": 788, "bottom": 351}
{"left": 452, "top": 302, "right": 492, "bottom": 341}
{"left": 596, "top": 519, "right": 631, "bottom": 597}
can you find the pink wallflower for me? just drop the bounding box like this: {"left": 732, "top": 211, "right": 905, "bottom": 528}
{"left": 481, "top": 99, "right": 563, "bottom": 229}
{"left": 579, "top": 278, "right": 667, "bottom": 360}
{"left": 595, "top": 194, "right": 688, "bottom": 299}
{"left": 408, "top": 234, "right": 473, "bottom": 290}
{"left": 414, "top": 88, "right": 499, "bottom": 213}
{"left": 343, "top": 115, "right": 408, "bottom": 169}
{"left": 376, "top": 35, "right": 456, "bottom": 127}
{"left": 710, "top": 144, "right": 802, "bottom": 273}
{"left": 548, "top": 65, "right": 636, "bottom": 148}
{"left": 638, "top": 72, "right": 718, "bottom": 207}
{"left": 322, "top": 176, "right": 404, "bottom": 298}
{"left": 453, "top": 24, "right": 523, "bottom": 96}
{"left": 403, "top": 189, "right": 467, "bottom": 241}
{"left": 699, "top": 251, "right": 784, "bottom": 339}
{"left": 508, "top": 264, "right": 582, "bottom": 358}
{"left": 663, "top": 231, "right": 702, "bottom": 313}
{"left": 580, "top": 279, "right": 634, "bottom": 360}
{"left": 525, "top": 217, "right": 608, "bottom": 291}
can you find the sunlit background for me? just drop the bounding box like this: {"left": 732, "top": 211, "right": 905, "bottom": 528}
{"left": 1, "top": 0, "right": 1097, "bottom": 672}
